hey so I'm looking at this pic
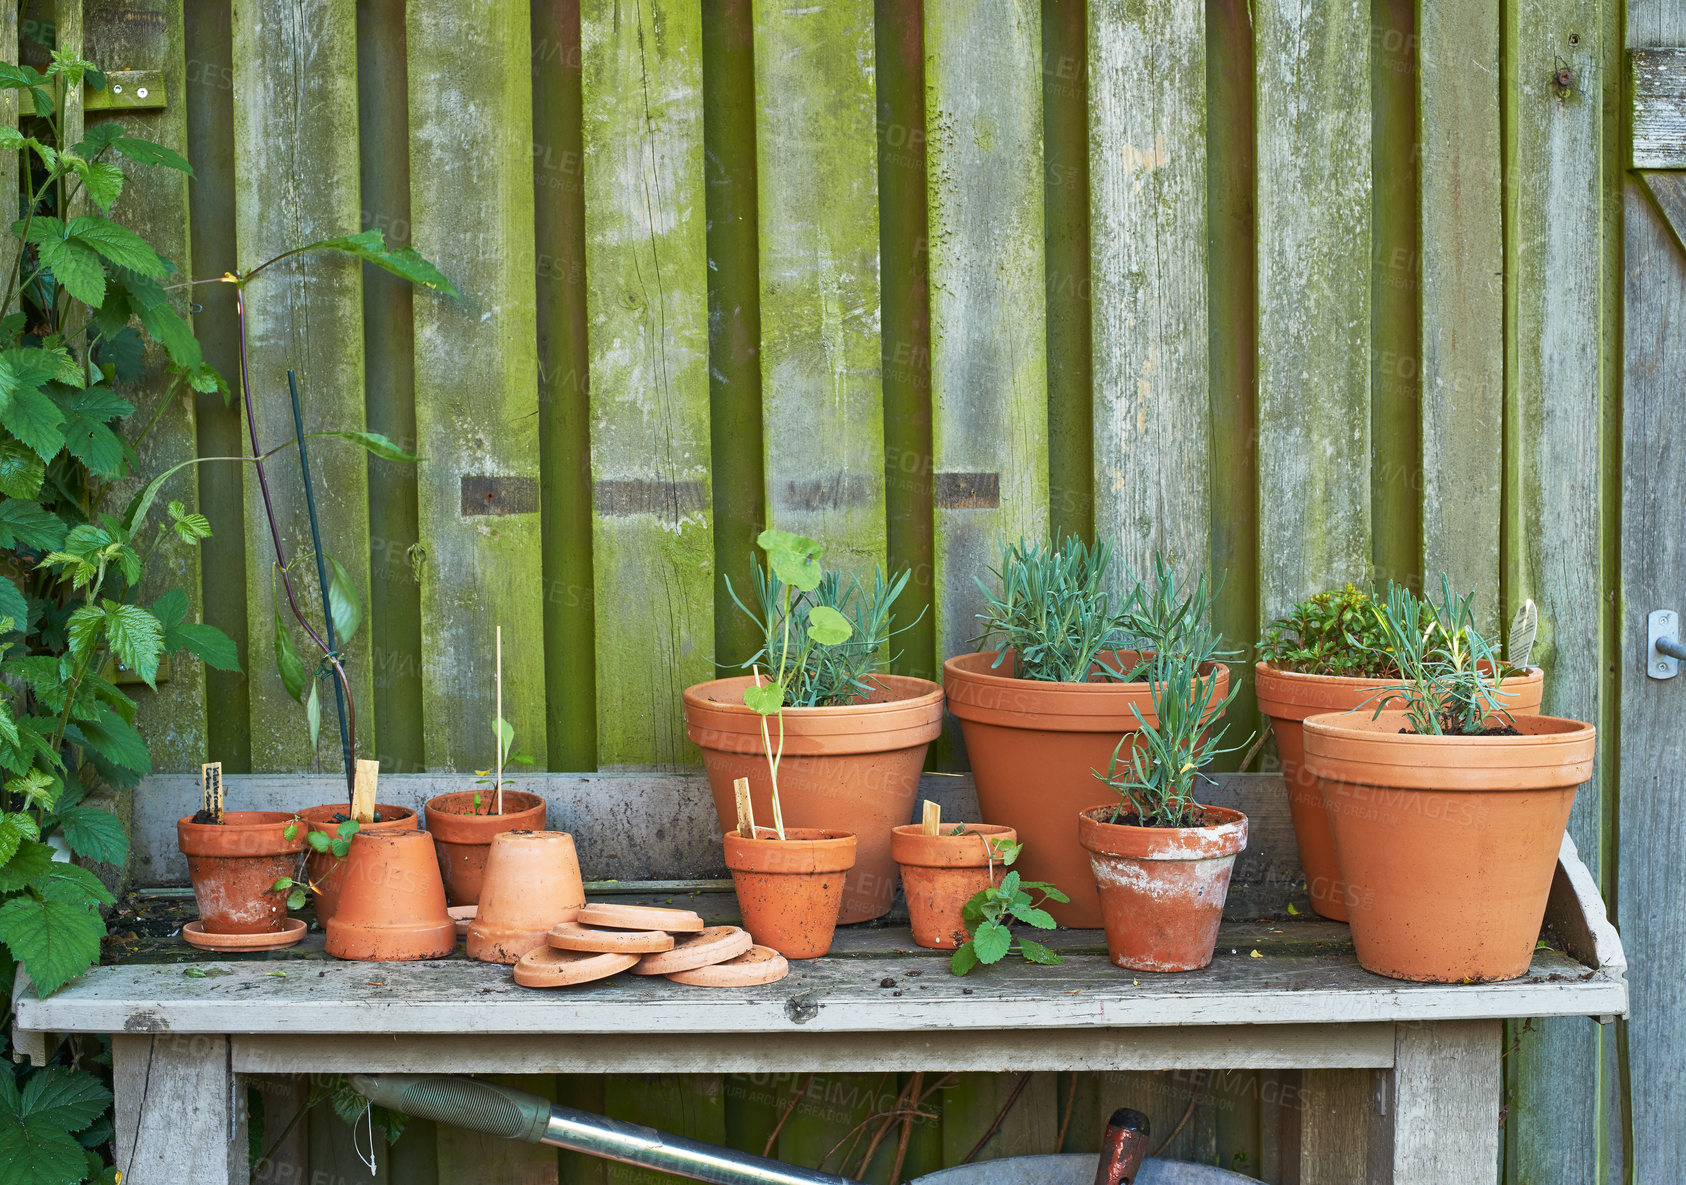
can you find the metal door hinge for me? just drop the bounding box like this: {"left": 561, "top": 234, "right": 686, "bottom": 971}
{"left": 1647, "top": 609, "right": 1686, "bottom": 679}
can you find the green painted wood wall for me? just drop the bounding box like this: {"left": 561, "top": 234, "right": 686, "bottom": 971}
{"left": 46, "top": 0, "right": 1626, "bottom": 1179}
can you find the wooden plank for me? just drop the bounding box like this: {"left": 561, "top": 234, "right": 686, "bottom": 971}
{"left": 249, "top": 1075, "right": 310, "bottom": 1185}
{"left": 1253, "top": 0, "right": 1372, "bottom": 620}
{"left": 940, "top": 1073, "right": 1057, "bottom": 1164}
{"left": 436, "top": 1074, "right": 557, "bottom": 1185}
{"left": 307, "top": 1094, "right": 382, "bottom": 1185}
{"left": 1629, "top": 47, "right": 1686, "bottom": 167}
{"left": 1389, "top": 1021, "right": 1500, "bottom": 1184}
{"left": 603, "top": 1074, "right": 724, "bottom": 1185}
{"left": 1418, "top": 0, "right": 1502, "bottom": 625}
{"left": 1297, "top": 1069, "right": 1368, "bottom": 1185}
{"left": 772, "top": 1072, "right": 876, "bottom": 1178}
{"left": 1044, "top": 0, "right": 1091, "bottom": 542}
{"left": 926, "top": 0, "right": 1048, "bottom": 677}
{"left": 753, "top": 0, "right": 885, "bottom": 574}
{"left": 579, "top": 0, "right": 712, "bottom": 770}
{"left": 231, "top": 0, "right": 372, "bottom": 774}
{"left": 407, "top": 0, "right": 545, "bottom": 771}
{"left": 1088, "top": 0, "right": 1207, "bottom": 582}
{"left": 53, "top": 0, "right": 81, "bottom": 165}
{"left": 113, "top": 1034, "right": 244, "bottom": 1185}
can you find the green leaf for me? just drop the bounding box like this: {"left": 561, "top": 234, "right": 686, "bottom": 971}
{"left": 970, "top": 919, "right": 1012, "bottom": 965}
{"left": 64, "top": 604, "right": 104, "bottom": 662}
{"left": 58, "top": 389, "right": 133, "bottom": 478}
{"left": 949, "top": 942, "right": 979, "bottom": 977}
{"left": 66, "top": 706, "right": 150, "bottom": 778}
{"left": 0, "top": 500, "right": 65, "bottom": 551}
{"left": 72, "top": 159, "right": 124, "bottom": 210}
{"left": 756, "top": 528, "right": 823, "bottom": 592}
{"left": 326, "top": 555, "right": 361, "bottom": 644}
{"left": 742, "top": 681, "right": 784, "bottom": 715}
{"left": 37, "top": 861, "right": 116, "bottom": 909}
{"left": 0, "top": 441, "right": 44, "bottom": 499}
{"left": 805, "top": 605, "right": 852, "bottom": 646}
{"left": 55, "top": 806, "right": 127, "bottom": 866}
{"left": 169, "top": 621, "right": 240, "bottom": 672}
{"left": 91, "top": 325, "right": 145, "bottom": 384}
{"left": 0, "top": 1115, "right": 91, "bottom": 1185}
{"left": 311, "top": 430, "right": 419, "bottom": 463}
{"left": 110, "top": 135, "right": 193, "bottom": 174}
{"left": 0, "top": 843, "right": 55, "bottom": 894}
{"left": 286, "top": 888, "right": 306, "bottom": 911}
{"left": 0, "top": 894, "right": 103, "bottom": 996}
{"left": 64, "top": 216, "right": 168, "bottom": 277}
{"left": 495, "top": 717, "right": 514, "bottom": 764}
{"left": 305, "top": 829, "right": 331, "bottom": 853}
{"left": 36, "top": 233, "right": 105, "bottom": 306}
{"left": 305, "top": 682, "right": 321, "bottom": 750}
{"left": 0, "top": 387, "right": 66, "bottom": 462}
{"left": 1017, "top": 938, "right": 1063, "bottom": 965}
{"left": 0, "top": 813, "right": 40, "bottom": 866}
{"left": 0, "top": 579, "right": 26, "bottom": 633}
{"left": 329, "top": 838, "right": 350, "bottom": 858}
{"left": 274, "top": 610, "right": 306, "bottom": 703}
{"left": 294, "top": 229, "right": 458, "bottom": 296}
{"left": 166, "top": 499, "right": 211, "bottom": 543}
{"left": 101, "top": 601, "right": 163, "bottom": 687}
{"left": 1007, "top": 902, "right": 1056, "bottom": 930}
{"left": 20, "top": 1067, "right": 111, "bottom": 1131}
{"left": 4, "top": 770, "right": 58, "bottom": 812}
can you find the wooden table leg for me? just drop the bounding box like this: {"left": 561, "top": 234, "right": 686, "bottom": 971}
{"left": 1380, "top": 1019, "right": 1502, "bottom": 1184}
{"left": 113, "top": 1034, "right": 246, "bottom": 1185}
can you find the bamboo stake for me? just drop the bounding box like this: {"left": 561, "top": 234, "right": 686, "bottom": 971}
{"left": 734, "top": 776, "right": 757, "bottom": 839}
{"left": 921, "top": 799, "right": 941, "bottom": 836}
{"left": 351, "top": 759, "right": 379, "bottom": 824}
{"left": 495, "top": 625, "right": 504, "bottom": 816}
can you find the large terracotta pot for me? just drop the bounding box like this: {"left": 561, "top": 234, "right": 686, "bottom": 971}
{"left": 466, "top": 830, "right": 586, "bottom": 964}
{"left": 1255, "top": 663, "right": 1543, "bottom": 921}
{"left": 176, "top": 812, "right": 307, "bottom": 935}
{"left": 723, "top": 828, "right": 855, "bottom": 959}
{"left": 943, "top": 650, "right": 1229, "bottom": 927}
{"left": 1303, "top": 711, "right": 1594, "bottom": 982}
{"left": 423, "top": 790, "right": 546, "bottom": 906}
{"left": 325, "top": 830, "right": 456, "bottom": 962}
{"left": 889, "top": 823, "right": 1017, "bottom": 950}
{"left": 298, "top": 803, "right": 417, "bottom": 927}
{"left": 684, "top": 675, "right": 943, "bottom": 924}
{"left": 1078, "top": 805, "right": 1247, "bottom": 972}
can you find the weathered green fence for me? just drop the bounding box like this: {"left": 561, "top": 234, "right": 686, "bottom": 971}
{"left": 44, "top": 0, "right": 1630, "bottom": 1179}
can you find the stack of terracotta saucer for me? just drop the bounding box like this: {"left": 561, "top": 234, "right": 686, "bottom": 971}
{"left": 512, "top": 902, "right": 789, "bottom": 989}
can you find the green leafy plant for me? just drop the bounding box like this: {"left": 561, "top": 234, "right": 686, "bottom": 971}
{"left": 1257, "top": 583, "right": 1395, "bottom": 678}
{"left": 0, "top": 1062, "right": 117, "bottom": 1185}
{"left": 271, "top": 816, "right": 361, "bottom": 910}
{"left": 1364, "top": 579, "right": 1512, "bottom": 737}
{"left": 949, "top": 839, "right": 1066, "bottom": 975}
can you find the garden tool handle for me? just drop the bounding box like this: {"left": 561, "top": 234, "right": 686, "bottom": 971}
{"left": 1093, "top": 1107, "right": 1151, "bottom": 1185}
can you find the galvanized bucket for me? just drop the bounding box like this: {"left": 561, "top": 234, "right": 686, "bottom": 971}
{"left": 912, "top": 1153, "right": 1257, "bottom": 1183}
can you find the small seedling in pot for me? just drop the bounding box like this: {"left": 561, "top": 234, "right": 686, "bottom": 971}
{"left": 472, "top": 627, "right": 532, "bottom": 814}
{"left": 949, "top": 841, "right": 1067, "bottom": 975}
{"left": 273, "top": 817, "right": 361, "bottom": 911}
{"left": 1363, "top": 579, "right": 1515, "bottom": 737}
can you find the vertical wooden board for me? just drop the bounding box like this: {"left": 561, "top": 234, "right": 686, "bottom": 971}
{"left": 435, "top": 1074, "right": 558, "bottom": 1184}
{"left": 1418, "top": 0, "right": 1502, "bottom": 621}
{"left": 1043, "top": 0, "right": 1091, "bottom": 544}
{"left": 580, "top": 0, "right": 712, "bottom": 769}
{"left": 52, "top": 0, "right": 80, "bottom": 156}
{"left": 0, "top": 5, "right": 15, "bottom": 311}
{"left": 1253, "top": 0, "right": 1372, "bottom": 621}
{"left": 113, "top": 1034, "right": 245, "bottom": 1185}
{"left": 926, "top": 0, "right": 1048, "bottom": 673}
{"left": 1297, "top": 1069, "right": 1369, "bottom": 1185}
{"left": 231, "top": 0, "right": 371, "bottom": 774}
{"left": 602, "top": 1074, "right": 725, "bottom": 1185}
{"left": 753, "top": 0, "right": 886, "bottom": 575}
{"left": 1392, "top": 1021, "right": 1500, "bottom": 1183}
{"left": 771, "top": 1072, "right": 879, "bottom": 1177}
{"left": 249, "top": 1076, "right": 309, "bottom": 1184}
{"left": 306, "top": 1097, "right": 384, "bottom": 1185}
{"left": 1089, "top": 0, "right": 1209, "bottom": 584}
{"left": 938, "top": 1072, "right": 1057, "bottom": 1164}
{"left": 1209, "top": 1069, "right": 1262, "bottom": 1178}
{"left": 408, "top": 0, "right": 544, "bottom": 771}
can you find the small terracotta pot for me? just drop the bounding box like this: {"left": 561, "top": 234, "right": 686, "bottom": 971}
{"left": 466, "top": 830, "right": 587, "bottom": 964}
{"left": 944, "top": 650, "right": 1229, "bottom": 927}
{"left": 1304, "top": 710, "right": 1594, "bottom": 983}
{"left": 324, "top": 830, "right": 456, "bottom": 962}
{"left": 298, "top": 803, "right": 417, "bottom": 927}
{"left": 176, "top": 812, "right": 308, "bottom": 935}
{"left": 684, "top": 675, "right": 943, "bottom": 924}
{"left": 423, "top": 790, "right": 546, "bottom": 906}
{"left": 1255, "top": 662, "right": 1543, "bottom": 921}
{"left": 1078, "top": 804, "right": 1248, "bottom": 973}
{"left": 722, "top": 828, "right": 856, "bottom": 959}
{"left": 889, "top": 823, "right": 1017, "bottom": 950}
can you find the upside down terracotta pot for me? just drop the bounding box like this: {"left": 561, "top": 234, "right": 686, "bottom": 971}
{"left": 466, "top": 830, "right": 586, "bottom": 964}
{"left": 324, "top": 830, "right": 456, "bottom": 962}
{"left": 684, "top": 676, "right": 942, "bottom": 924}
{"left": 298, "top": 803, "right": 417, "bottom": 927}
{"left": 1077, "top": 805, "right": 1247, "bottom": 973}
{"left": 889, "top": 823, "right": 1017, "bottom": 950}
{"left": 1304, "top": 711, "right": 1594, "bottom": 983}
{"left": 1255, "top": 662, "right": 1543, "bottom": 921}
{"left": 944, "top": 650, "right": 1229, "bottom": 928}
{"left": 423, "top": 790, "right": 546, "bottom": 906}
{"left": 723, "top": 828, "right": 856, "bottom": 959}
{"left": 176, "top": 812, "right": 308, "bottom": 935}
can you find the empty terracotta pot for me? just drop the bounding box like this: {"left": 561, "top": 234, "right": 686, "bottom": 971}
{"left": 298, "top": 803, "right": 417, "bottom": 927}
{"left": 466, "top": 830, "right": 587, "bottom": 964}
{"left": 176, "top": 811, "right": 308, "bottom": 935}
{"left": 1256, "top": 662, "right": 1543, "bottom": 921}
{"left": 684, "top": 675, "right": 942, "bottom": 925}
{"left": 1304, "top": 710, "right": 1594, "bottom": 983}
{"left": 944, "top": 650, "right": 1228, "bottom": 927}
{"left": 423, "top": 790, "right": 546, "bottom": 906}
{"left": 723, "top": 828, "right": 856, "bottom": 959}
{"left": 889, "top": 823, "right": 1017, "bottom": 950}
{"left": 1078, "top": 804, "right": 1248, "bottom": 973}
{"left": 325, "top": 830, "right": 456, "bottom": 961}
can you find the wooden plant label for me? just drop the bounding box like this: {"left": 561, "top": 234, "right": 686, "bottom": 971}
{"left": 921, "top": 799, "right": 941, "bottom": 836}
{"left": 351, "top": 759, "right": 380, "bottom": 824}
{"left": 200, "top": 762, "right": 223, "bottom": 824}
{"left": 733, "top": 776, "right": 756, "bottom": 839}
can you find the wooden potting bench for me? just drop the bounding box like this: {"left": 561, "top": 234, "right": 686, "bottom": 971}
{"left": 12, "top": 774, "right": 1627, "bottom": 1185}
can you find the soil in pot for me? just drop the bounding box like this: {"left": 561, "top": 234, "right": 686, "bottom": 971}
{"left": 324, "top": 830, "right": 456, "bottom": 961}
{"left": 1078, "top": 804, "right": 1248, "bottom": 973}
{"left": 1304, "top": 710, "right": 1593, "bottom": 983}
{"left": 889, "top": 823, "right": 1017, "bottom": 950}
{"left": 685, "top": 675, "right": 942, "bottom": 924}
{"left": 1255, "top": 662, "right": 1543, "bottom": 922}
{"left": 423, "top": 790, "right": 546, "bottom": 906}
{"left": 944, "top": 650, "right": 1229, "bottom": 928}
{"left": 298, "top": 803, "right": 417, "bottom": 927}
{"left": 722, "top": 828, "right": 856, "bottom": 959}
{"left": 176, "top": 811, "right": 308, "bottom": 935}
{"left": 466, "top": 830, "right": 586, "bottom": 964}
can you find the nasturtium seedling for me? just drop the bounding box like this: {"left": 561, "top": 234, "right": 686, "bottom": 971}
{"left": 757, "top": 528, "right": 823, "bottom": 592}
{"left": 806, "top": 605, "right": 852, "bottom": 646}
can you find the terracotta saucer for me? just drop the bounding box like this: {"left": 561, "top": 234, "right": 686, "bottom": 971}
{"left": 548, "top": 921, "right": 674, "bottom": 954}
{"left": 666, "top": 945, "right": 789, "bottom": 987}
{"left": 632, "top": 926, "right": 753, "bottom": 976}
{"left": 513, "top": 946, "right": 639, "bottom": 988}
{"left": 183, "top": 918, "right": 306, "bottom": 952}
{"left": 577, "top": 902, "right": 704, "bottom": 933}
{"left": 448, "top": 905, "right": 476, "bottom": 939}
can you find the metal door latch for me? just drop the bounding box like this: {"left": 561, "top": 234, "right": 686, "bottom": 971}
{"left": 1648, "top": 609, "right": 1686, "bottom": 679}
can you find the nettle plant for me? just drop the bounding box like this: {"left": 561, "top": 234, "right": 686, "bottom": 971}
{"left": 949, "top": 837, "right": 1066, "bottom": 976}
{"left": 1258, "top": 583, "right": 1406, "bottom": 679}
{"left": 1364, "top": 580, "right": 1513, "bottom": 737}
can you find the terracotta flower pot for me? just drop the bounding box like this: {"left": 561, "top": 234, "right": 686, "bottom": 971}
{"left": 423, "top": 790, "right": 547, "bottom": 906}
{"left": 324, "top": 830, "right": 456, "bottom": 962}
{"left": 722, "top": 828, "right": 856, "bottom": 959}
{"left": 466, "top": 830, "right": 587, "bottom": 964}
{"left": 944, "top": 650, "right": 1229, "bottom": 927}
{"left": 889, "top": 823, "right": 1017, "bottom": 950}
{"left": 297, "top": 803, "right": 417, "bottom": 927}
{"left": 1077, "top": 804, "right": 1248, "bottom": 973}
{"left": 1303, "top": 710, "right": 1594, "bottom": 983}
{"left": 684, "top": 675, "right": 942, "bottom": 924}
{"left": 176, "top": 811, "right": 308, "bottom": 935}
{"left": 1255, "top": 662, "right": 1544, "bottom": 921}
